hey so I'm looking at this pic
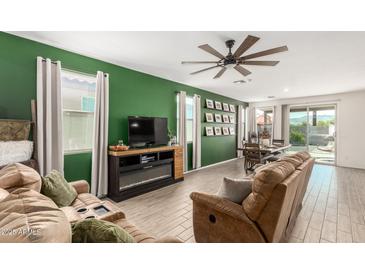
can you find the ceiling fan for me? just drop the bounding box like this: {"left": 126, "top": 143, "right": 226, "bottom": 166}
{"left": 181, "top": 35, "right": 288, "bottom": 79}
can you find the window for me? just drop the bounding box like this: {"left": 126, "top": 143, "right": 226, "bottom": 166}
{"left": 61, "top": 70, "right": 96, "bottom": 154}
{"left": 176, "top": 95, "right": 194, "bottom": 143}
{"left": 256, "top": 108, "right": 273, "bottom": 137}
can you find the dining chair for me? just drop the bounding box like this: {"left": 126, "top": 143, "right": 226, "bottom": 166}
{"left": 243, "top": 143, "right": 264, "bottom": 173}
{"left": 272, "top": 139, "right": 285, "bottom": 145}
{"left": 271, "top": 139, "right": 286, "bottom": 157}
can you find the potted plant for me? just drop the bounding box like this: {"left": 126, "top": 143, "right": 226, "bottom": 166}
{"left": 168, "top": 129, "right": 176, "bottom": 146}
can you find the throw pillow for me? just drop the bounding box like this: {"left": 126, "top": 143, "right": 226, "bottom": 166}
{"left": 71, "top": 218, "right": 136, "bottom": 243}
{"left": 216, "top": 177, "right": 253, "bottom": 204}
{"left": 41, "top": 170, "right": 77, "bottom": 207}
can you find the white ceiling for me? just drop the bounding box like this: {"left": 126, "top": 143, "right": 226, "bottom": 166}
{"left": 10, "top": 31, "right": 365, "bottom": 102}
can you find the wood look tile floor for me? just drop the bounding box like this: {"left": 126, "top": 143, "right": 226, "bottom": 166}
{"left": 116, "top": 158, "right": 365, "bottom": 243}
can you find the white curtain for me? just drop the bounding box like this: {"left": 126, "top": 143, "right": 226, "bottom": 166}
{"left": 248, "top": 106, "right": 257, "bottom": 140}
{"left": 192, "top": 94, "right": 201, "bottom": 169}
{"left": 237, "top": 105, "right": 244, "bottom": 157}
{"left": 271, "top": 105, "right": 276, "bottom": 142}
{"left": 91, "top": 71, "right": 109, "bottom": 197}
{"left": 178, "top": 91, "right": 187, "bottom": 171}
{"left": 282, "top": 104, "right": 290, "bottom": 145}
{"left": 36, "top": 57, "right": 63, "bottom": 176}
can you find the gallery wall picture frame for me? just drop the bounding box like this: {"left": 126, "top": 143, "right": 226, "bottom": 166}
{"left": 205, "top": 126, "right": 214, "bottom": 136}
{"left": 229, "top": 115, "right": 235, "bottom": 124}
{"left": 222, "top": 127, "right": 230, "bottom": 135}
{"left": 222, "top": 114, "right": 230, "bottom": 123}
{"left": 229, "top": 104, "right": 236, "bottom": 113}
{"left": 214, "top": 127, "right": 222, "bottom": 136}
{"left": 205, "top": 112, "right": 214, "bottom": 122}
{"left": 222, "top": 103, "right": 230, "bottom": 112}
{"left": 214, "top": 113, "right": 222, "bottom": 123}
{"left": 215, "top": 101, "right": 222, "bottom": 110}
{"left": 229, "top": 127, "right": 235, "bottom": 135}
{"left": 206, "top": 99, "right": 214, "bottom": 109}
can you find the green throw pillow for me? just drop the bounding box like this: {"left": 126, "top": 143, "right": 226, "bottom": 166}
{"left": 41, "top": 170, "right": 78, "bottom": 207}
{"left": 71, "top": 218, "right": 136, "bottom": 243}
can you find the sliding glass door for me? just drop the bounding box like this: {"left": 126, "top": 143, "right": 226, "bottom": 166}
{"left": 289, "top": 104, "right": 336, "bottom": 164}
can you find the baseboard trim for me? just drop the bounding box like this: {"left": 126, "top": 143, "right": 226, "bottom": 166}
{"left": 184, "top": 157, "right": 240, "bottom": 174}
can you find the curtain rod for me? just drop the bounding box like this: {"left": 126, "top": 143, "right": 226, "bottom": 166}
{"left": 41, "top": 58, "right": 107, "bottom": 77}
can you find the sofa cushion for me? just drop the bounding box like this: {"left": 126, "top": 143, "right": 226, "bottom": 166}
{"left": 217, "top": 177, "right": 253, "bottom": 204}
{"left": 71, "top": 193, "right": 103, "bottom": 209}
{"left": 0, "top": 163, "right": 41, "bottom": 193}
{"left": 0, "top": 188, "right": 9, "bottom": 201}
{"left": 278, "top": 154, "right": 303, "bottom": 168}
{"left": 295, "top": 151, "right": 311, "bottom": 161}
{"left": 0, "top": 188, "right": 71, "bottom": 242}
{"left": 41, "top": 170, "right": 77, "bottom": 207}
{"left": 71, "top": 218, "right": 135, "bottom": 243}
{"left": 242, "top": 160, "right": 296, "bottom": 221}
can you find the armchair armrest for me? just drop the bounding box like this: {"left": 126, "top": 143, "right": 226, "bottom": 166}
{"left": 70, "top": 180, "right": 90, "bottom": 194}
{"left": 190, "top": 192, "right": 265, "bottom": 243}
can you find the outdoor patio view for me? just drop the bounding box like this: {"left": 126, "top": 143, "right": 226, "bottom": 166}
{"left": 289, "top": 105, "right": 336, "bottom": 164}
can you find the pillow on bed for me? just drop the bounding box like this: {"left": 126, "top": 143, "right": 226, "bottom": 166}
{"left": 0, "top": 141, "right": 33, "bottom": 166}
{"left": 0, "top": 119, "right": 31, "bottom": 141}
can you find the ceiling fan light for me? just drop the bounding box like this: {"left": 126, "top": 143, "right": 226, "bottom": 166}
{"left": 225, "top": 63, "right": 235, "bottom": 70}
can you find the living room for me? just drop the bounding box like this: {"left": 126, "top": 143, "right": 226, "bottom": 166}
{"left": 1, "top": 1, "right": 365, "bottom": 273}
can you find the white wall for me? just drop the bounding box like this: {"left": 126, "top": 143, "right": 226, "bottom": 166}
{"left": 249, "top": 90, "right": 365, "bottom": 170}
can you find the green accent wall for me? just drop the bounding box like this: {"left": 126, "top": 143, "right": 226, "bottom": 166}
{"left": 0, "top": 32, "right": 247, "bottom": 183}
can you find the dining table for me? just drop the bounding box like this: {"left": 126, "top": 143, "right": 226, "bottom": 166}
{"left": 237, "top": 144, "right": 292, "bottom": 157}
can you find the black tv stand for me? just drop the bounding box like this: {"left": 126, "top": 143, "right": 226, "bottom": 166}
{"left": 108, "top": 146, "right": 184, "bottom": 202}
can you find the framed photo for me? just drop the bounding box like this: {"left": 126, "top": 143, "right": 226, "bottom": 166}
{"left": 229, "top": 115, "right": 235, "bottom": 124}
{"left": 205, "top": 126, "right": 214, "bottom": 136}
{"left": 206, "top": 99, "right": 214, "bottom": 109}
{"left": 222, "top": 103, "right": 230, "bottom": 112}
{"left": 222, "top": 127, "right": 230, "bottom": 135}
{"left": 215, "top": 101, "right": 222, "bottom": 110}
{"left": 214, "top": 113, "right": 222, "bottom": 123}
{"left": 222, "top": 114, "right": 230, "bottom": 123}
{"left": 214, "top": 127, "right": 222, "bottom": 136}
{"left": 229, "top": 127, "right": 235, "bottom": 135}
{"left": 205, "top": 112, "right": 214, "bottom": 122}
{"left": 229, "top": 104, "right": 236, "bottom": 113}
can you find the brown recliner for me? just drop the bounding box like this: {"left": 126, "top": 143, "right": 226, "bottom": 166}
{"left": 190, "top": 152, "right": 314, "bottom": 243}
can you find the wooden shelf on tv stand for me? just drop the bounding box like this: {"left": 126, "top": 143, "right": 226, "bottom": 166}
{"left": 108, "top": 145, "right": 184, "bottom": 202}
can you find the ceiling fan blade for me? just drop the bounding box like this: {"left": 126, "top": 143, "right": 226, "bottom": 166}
{"left": 241, "top": 46, "right": 288, "bottom": 60}
{"left": 233, "top": 35, "right": 260, "bottom": 58}
{"left": 198, "top": 44, "right": 225, "bottom": 59}
{"left": 190, "top": 65, "right": 220, "bottom": 75}
{"left": 181, "top": 61, "right": 219, "bottom": 64}
{"left": 234, "top": 65, "right": 251, "bottom": 76}
{"left": 233, "top": 80, "right": 246, "bottom": 83}
{"left": 213, "top": 67, "right": 227, "bottom": 79}
{"left": 240, "top": 60, "right": 280, "bottom": 66}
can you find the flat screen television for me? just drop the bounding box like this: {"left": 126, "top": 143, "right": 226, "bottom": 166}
{"left": 128, "top": 116, "right": 168, "bottom": 147}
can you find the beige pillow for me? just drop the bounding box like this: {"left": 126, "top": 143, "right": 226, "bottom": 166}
{"left": 0, "top": 163, "right": 41, "bottom": 193}
{"left": 216, "top": 177, "right": 253, "bottom": 204}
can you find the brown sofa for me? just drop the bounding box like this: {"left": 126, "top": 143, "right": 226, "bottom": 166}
{"left": 190, "top": 151, "right": 315, "bottom": 243}
{"left": 0, "top": 163, "right": 180, "bottom": 243}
